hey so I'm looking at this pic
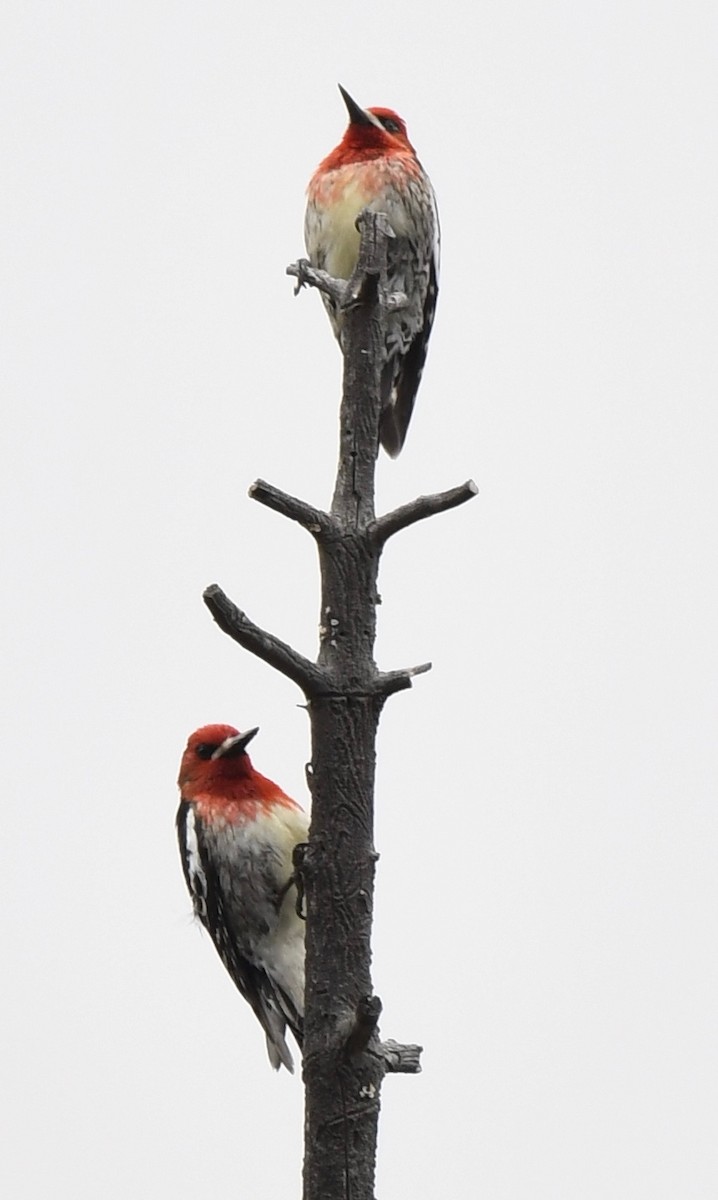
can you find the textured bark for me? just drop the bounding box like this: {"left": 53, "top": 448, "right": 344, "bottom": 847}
{"left": 302, "top": 222, "right": 387, "bottom": 1200}
{"left": 204, "top": 212, "right": 477, "bottom": 1200}
{"left": 302, "top": 694, "right": 383, "bottom": 1200}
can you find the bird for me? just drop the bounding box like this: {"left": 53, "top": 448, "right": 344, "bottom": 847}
{"left": 305, "top": 84, "right": 439, "bottom": 457}
{"left": 176, "top": 723, "right": 308, "bottom": 1071}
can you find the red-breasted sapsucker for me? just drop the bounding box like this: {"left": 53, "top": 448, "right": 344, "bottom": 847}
{"left": 305, "top": 85, "right": 440, "bottom": 457}
{"left": 176, "top": 724, "right": 308, "bottom": 1071}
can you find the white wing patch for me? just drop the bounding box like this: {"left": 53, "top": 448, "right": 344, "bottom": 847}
{"left": 182, "top": 805, "right": 208, "bottom": 921}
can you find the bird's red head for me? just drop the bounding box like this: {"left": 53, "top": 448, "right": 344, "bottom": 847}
{"left": 178, "top": 723, "right": 259, "bottom": 796}
{"left": 365, "top": 107, "right": 412, "bottom": 148}
{"left": 321, "top": 85, "right": 416, "bottom": 168}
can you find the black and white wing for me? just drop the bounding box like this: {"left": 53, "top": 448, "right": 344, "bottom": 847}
{"left": 380, "top": 179, "right": 440, "bottom": 457}
{"left": 176, "top": 799, "right": 301, "bottom": 1072}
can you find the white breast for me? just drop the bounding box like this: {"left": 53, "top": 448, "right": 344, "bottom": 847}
{"left": 306, "top": 178, "right": 368, "bottom": 279}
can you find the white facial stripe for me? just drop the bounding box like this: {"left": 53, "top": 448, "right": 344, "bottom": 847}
{"left": 211, "top": 735, "right": 238, "bottom": 760}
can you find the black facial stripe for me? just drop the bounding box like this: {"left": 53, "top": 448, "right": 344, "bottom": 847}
{"left": 195, "top": 742, "right": 218, "bottom": 760}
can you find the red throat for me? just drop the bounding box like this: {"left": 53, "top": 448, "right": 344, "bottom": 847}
{"left": 191, "top": 769, "right": 299, "bottom": 825}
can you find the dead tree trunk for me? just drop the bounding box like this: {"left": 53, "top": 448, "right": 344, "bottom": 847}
{"left": 203, "top": 212, "right": 476, "bottom": 1200}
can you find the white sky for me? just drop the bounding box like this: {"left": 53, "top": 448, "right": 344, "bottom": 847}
{"left": 2, "top": 2, "right": 716, "bottom": 1197}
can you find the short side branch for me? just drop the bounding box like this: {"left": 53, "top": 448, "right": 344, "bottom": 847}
{"left": 249, "top": 478, "right": 331, "bottom": 537}
{"left": 370, "top": 480, "right": 479, "bottom": 547}
{"left": 372, "top": 662, "right": 433, "bottom": 698}
{"left": 378, "top": 1040, "right": 423, "bottom": 1075}
{"left": 345, "top": 995, "right": 383, "bottom": 1058}
{"left": 203, "top": 584, "right": 326, "bottom": 695}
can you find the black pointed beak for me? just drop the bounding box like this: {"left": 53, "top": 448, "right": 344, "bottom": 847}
{"left": 212, "top": 727, "right": 259, "bottom": 759}
{"left": 338, "top": 84, "right": 376, "bottom": 127}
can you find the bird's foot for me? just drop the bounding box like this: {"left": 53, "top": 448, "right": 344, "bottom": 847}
{"left": 278, "top": 842, "right": 309, "bottom": 919}
{"left": 286, "top": 258, "right": 347, "bottom": 305}
{"left": 292, "top": 843, "right": 308, "bottom": 919}
{"left": 383, "top": 289, "right": 408, "bottom": 311}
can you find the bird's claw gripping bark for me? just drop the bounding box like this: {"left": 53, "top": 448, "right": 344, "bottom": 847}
{"left": 278, "top": 842, "right": 309, "bottom": 919}
{"left": 287, "top": 257, "right": 314, "bottom": 295}
{"left": 286, "top": 258, "right": 348, "bottom": 305}
{"left": 383, "top": 289, "right": 409, "bottom": 311}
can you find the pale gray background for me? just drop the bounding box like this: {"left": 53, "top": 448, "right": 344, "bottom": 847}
{"left": 2, "top": 2, "right": 716, "bottom": 1197}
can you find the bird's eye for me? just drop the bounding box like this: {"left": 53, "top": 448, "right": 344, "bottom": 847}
{"left": 195, "top": 743, "right": 217, "bottom": 760}
{"left": 381, "top": 117, "right": 400, "bottom": 133}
